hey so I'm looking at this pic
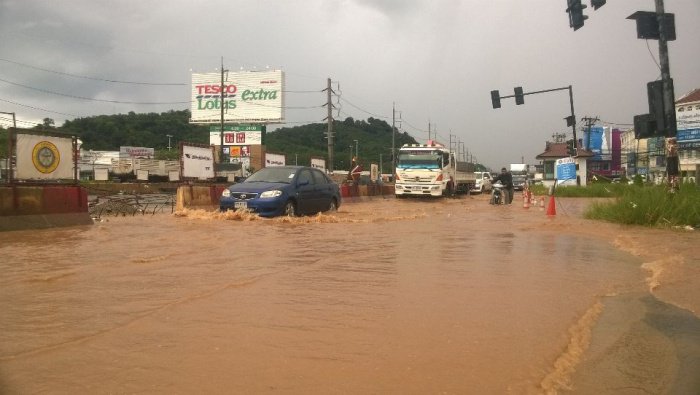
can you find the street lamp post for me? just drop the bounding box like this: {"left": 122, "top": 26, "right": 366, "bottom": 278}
{"left": 353, "top": 139, "right": 359, "bottom": 160}
{"left": 349, "top": 145, "right": 353, "bottom": 167}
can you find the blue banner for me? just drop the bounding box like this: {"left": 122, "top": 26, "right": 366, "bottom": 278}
{"left": 677, "top": 128, "right": 700, "bottom": 142}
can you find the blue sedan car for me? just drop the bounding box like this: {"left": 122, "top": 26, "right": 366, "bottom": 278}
{"left": 220, "top": 166, "right": 342, "bottom": 217}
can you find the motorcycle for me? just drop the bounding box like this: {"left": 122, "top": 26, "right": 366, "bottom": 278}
{"left": 490, "top": 182, "right": 507, "bottom": 205}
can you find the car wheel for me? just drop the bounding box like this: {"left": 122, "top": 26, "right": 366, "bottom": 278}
{"left": 327, "top": 198, "right": 338, "bottom": 212}
{"left": 283, "top": 201, "right": 297, "bottom": 217}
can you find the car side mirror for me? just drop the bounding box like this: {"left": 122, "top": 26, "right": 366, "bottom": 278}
{"left": 297, "top": 180, "right": 310, "bottom": 187}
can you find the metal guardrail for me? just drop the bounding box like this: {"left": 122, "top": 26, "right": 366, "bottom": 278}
{"left": 88, "top": 193, "right": 175, "bottom": 218}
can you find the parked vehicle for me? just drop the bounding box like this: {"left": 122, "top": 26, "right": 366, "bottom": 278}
{"left": 471, "top": 171, "right": 492, "bottom": 193}
{"left": 510, "top": 163, "right": 529, "bottom": 191}
{"left": 219, "top": 166, "right": 341, "bottom": 217}
{"left": 394, "top": 140, "right": 476, "bottom": 197}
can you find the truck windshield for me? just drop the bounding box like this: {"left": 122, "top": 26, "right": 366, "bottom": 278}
{"left": 397, "top": 151, "right": 442, "bottom": 169}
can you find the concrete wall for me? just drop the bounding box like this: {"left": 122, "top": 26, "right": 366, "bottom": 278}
{"left": 0, "top": 185, "right": 92, "bottom": 231}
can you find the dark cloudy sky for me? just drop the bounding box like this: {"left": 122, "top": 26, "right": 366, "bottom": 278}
{"left": 1, "top": 0, "right": 699, "bottom": 169}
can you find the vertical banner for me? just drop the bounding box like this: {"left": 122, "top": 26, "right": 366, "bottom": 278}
{"left": 15, "top": 134, "right": 74, "bottom": 180}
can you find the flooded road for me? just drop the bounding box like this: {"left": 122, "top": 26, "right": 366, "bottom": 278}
{"left": 1, "top": 193, "right": 698, "bottom": 394}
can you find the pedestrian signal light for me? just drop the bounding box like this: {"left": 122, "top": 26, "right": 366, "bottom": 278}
{"left": 567, "top": 140, "right": 576, "bottom": 156}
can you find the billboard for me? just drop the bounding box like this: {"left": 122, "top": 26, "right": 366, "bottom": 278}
{"left": 120, "top": 146, "right": 154, "bottom": 159}
{"left": 209, "top": 125, "right": 263, "bottom": 146}
{"left": 16, "top": 133, "right": 74, "bottom": 180}
{"left": 191, "top": 70, "right": 284, "bottom": 124}
{"left": 265, "top": 152, "right": 286, "bottom": 167}
{"left": 182, "top": 144, "right": 215, "bottom": 180}
{"left": 584, "top": 126, "right": 611, "bottom": 161}
{"left": 310, "top": 157, "right": 326, "bottom": 172}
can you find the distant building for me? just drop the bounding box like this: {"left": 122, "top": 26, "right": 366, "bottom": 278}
{"left": 675, "top": 88, "right": 700, "bottom": 183}
{"left": 535, "top": 141, "right": 593, "bottom": 185}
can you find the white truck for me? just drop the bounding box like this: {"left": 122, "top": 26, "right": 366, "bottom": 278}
{"left": 394, "top": 141, "right": 476, "bottom": 197}
{"left": 510, "top": 163, "right": 529, "bottom": 191}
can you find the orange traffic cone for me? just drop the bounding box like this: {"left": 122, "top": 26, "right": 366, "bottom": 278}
{"left": 546, "top": 195, "right": 556, "bottom": 216}
{"left": 523, "top": 194, "right": 530, "bottom": 209}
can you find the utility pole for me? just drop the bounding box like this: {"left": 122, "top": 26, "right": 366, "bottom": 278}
{"left": 392, "top": 102, "right": 396, "bottom": 176}
{"left": 655, "top": 0, "right": 679, "bottom": 189}
{"left": 220, "top": 57, "right": 226, "bottom": 164}
{"left": 325, "top": 78, "right": 334, "bottom": 172}
{"left": 656, "top": 0, "right": 676, "bottom": 139}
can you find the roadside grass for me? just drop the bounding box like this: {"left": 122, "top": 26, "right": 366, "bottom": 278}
{"left": 528, "top": 183, "right": 699, "bottom": 228}
{"left": 584, "top": 184, "right": 699, "bottom": 228}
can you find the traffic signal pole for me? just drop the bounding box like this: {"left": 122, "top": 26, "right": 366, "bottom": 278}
{"left": 493, "top": 85, "right": 579, "bottom": 185}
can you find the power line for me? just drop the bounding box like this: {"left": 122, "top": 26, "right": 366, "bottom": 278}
{"left": 0, "top": 77, "right": 190, "bottom": 105}
{"left": 0, "top": 97, "right": 80, "bottom": 117}
{"left": 0, "top": 58, "right": 187, "bottom": 86}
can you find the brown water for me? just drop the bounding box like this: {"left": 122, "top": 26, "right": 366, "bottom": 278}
{"left": 1, "top": 194, "right": 698, "bottom": 394}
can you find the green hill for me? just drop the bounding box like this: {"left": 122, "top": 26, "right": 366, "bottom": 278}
{"left": 7, "top": 110, "right": 418, "bottom": 172}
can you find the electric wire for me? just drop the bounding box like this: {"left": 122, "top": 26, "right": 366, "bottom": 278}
{"left": 0, "top": 58, "right": 187, "bottom": 86}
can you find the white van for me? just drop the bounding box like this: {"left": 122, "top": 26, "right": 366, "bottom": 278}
{"left": 471, "top": 171, "right": 492, "bottom": 193}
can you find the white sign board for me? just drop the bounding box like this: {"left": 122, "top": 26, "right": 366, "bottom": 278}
{"left": 190, "top": 70, "right": 284, "bottom": 124}
{"left": 310, "top": 158, "right": 326, "bottom": 172}
{"left": 265, "top": 153, "right": 286, "bottom": 167}
{"left": 137, "top": 169, "right": 149, "bottom": 181}
{"left": 94, "top": 168, "right": 109, "bottom": 181}
{"left": 182, "top": 145, "right": 215, "bottom": 179}
{"left": 168, "top": 170, "right": 180, "bottom": 182}
{"left": 15, "top": 134, "right": 74, "bottom": 180}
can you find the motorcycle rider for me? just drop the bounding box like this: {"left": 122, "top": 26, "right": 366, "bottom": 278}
{"left": 491, "top": 167, "right": 514, "bottom": 204}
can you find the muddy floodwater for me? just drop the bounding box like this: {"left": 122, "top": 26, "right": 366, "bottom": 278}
{"left": 1, "top": 194, "right": 698, "bottom": 394}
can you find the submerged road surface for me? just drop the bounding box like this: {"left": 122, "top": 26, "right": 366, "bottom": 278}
{"left": 1, "top": 194, "right": 698, "bottom": 394}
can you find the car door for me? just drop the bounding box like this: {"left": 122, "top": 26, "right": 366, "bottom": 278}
{"left": 295, "top": 169, "right": 317, "bottom": 215}
{"left": 311, "top": 169, "right": 335, "bottom": 210}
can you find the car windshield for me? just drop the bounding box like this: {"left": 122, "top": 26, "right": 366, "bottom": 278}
{"left": 397, "top": 150, "right": 442, "bottom": 169}
{"left": 244, "top": 167, "right": 296, "bottom": 183}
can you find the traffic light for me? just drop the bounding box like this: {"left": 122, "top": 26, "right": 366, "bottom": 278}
{"left": 633, "top": 114, "right": 656, "bottom": 139}
{"left": 566, "top": 140, "right": 576, "bottom": 156}
{"left": 647, "top": 80, "right": 665, "bottom": 133}
{"left": 490, "top": 90, "right": 501, "bottom": 109}
{"left": 591, "top": 0, "right": 606, "bottom": 10}
{"left": 566, "top": 0, "right": 588, "bottom": 31}
{"left": 514, "top": 87, "right": 524, "bottom": 105}
{"left": 564, "top": 115, "right": 575, "bottom": 127}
